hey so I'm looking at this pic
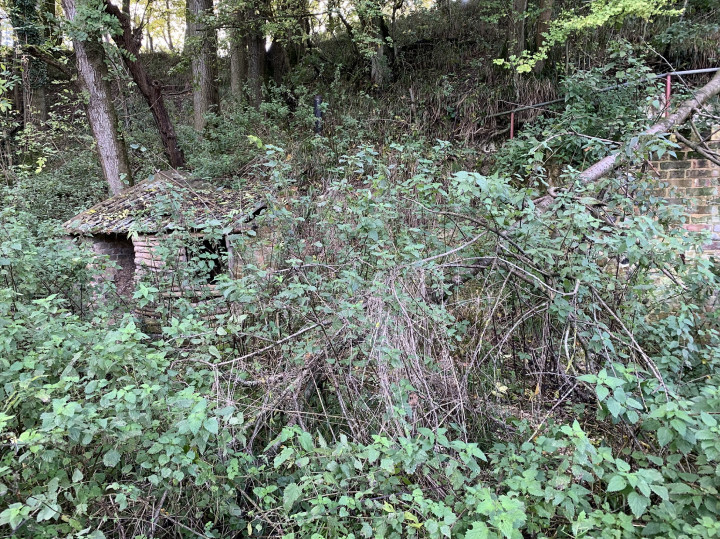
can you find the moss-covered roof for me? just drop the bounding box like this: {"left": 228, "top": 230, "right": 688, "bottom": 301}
{"left": 63, "top": 170, "right": 266, "bottom": 235}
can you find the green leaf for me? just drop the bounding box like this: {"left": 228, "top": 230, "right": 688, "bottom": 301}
{"left": 72, "top": 469, "right": 84, "bottom": 482}
{"left": 36, "top": 502, "right": 60, "bottom": 522}
{"left": 651, "top": 484, "right": 669, "bottom": 501}
{"left": 596, "top": 384, "right": 610, "bottom": 401}
{"left": 203, "top": 417, "right": 219, "bottom": 435}
{"left": 274, "top": 447, "right": 294, "bottom": 468}
{"left": 465, "top": 522, "right": 490, "bottom": 538}
{"left": 627, "top": 492, "right": 649, "bottom": 517}
{"left": 186, "top": 414, "right": 203, "bottom": 435}
{"left": 606, "top": 475, "right": 627, "bottom": 492}
{"left": 367, "top": 447, "right": 380, "bottom": 463}
{"left": 299, "top": 432, "right": 314, "bottom": 452}
{"left": 657, "top": 427, "right": 673, "bottom": 447}
{"left": 103, "top": 449, "right": 121, "bottom": 467}
{"left": 606, "top": 398, "right": 623, "bottom": 418}
{"left": 0, "top": 503, "right": 30, "bottom": 530}
{"left": 700, "top": 412, "right": 717, "bottom": 427}
{"left": 283, "top": 483, "right": 302, "bottom": 512}
{"left": 670, "top": 418, "right": 687, "bottom": 437}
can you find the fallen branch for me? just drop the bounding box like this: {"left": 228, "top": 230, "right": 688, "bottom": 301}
{"left": 578, "top": 68, "right": 720, "bottom": 184}
{"left": 674, "top": 132, "right": 720, "bottom": 167}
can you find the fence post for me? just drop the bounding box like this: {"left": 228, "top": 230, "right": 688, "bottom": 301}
{"left": 510, "top": 111, "right": 515, "bottom": 139}
{"left": 665, "top": 74, "right": 672, "bottom": 118}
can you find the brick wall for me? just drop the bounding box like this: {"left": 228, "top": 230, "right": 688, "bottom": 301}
{"left": 88, "top": 235, "right": 136, "bottom": 297}
{"left": 652, "top": 136, "right": 720, "bottom": 253}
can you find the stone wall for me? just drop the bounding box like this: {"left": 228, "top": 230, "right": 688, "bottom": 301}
{"left": 652, "top": 135, "right": 720, "bottom": 254}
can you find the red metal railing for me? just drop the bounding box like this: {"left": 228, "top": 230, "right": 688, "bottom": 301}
{"left": 490, "top": 68, "right": 720, "bottom": 139}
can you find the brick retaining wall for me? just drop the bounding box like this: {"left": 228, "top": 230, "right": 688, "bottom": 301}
{"left": 652, "top": 136, "right": 720, "bottom": 253}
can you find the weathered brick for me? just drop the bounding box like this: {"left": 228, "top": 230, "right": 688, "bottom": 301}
{"left": 685, "top": 224, "right": 711, "bottom": 232}
{"left": 689, "top": 215, "right": 712, "bottom": 224}
{"left": 686, "top": 169, "right": 712, "bottom": 178}
{"left": 692, "top": 159, "right": 711, "bottom": 169}
{"left": 666, "top": 170, "right": 687, "bottom": 180}
{"left": 693, "top": 206, "right": 715, "bottom": 215}
{"left": 666, "top": 178, "right": 692, "bottom": 188}
{"left": 685, "top": 187, "right": 716, "bottom": 197}
{"left": 693, "top": 178, "right": 714, "bottom": 187}
{"left": 659, "top": 161, "right": 691, "bottom": 170}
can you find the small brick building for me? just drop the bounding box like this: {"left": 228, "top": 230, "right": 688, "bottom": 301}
{"left": 63, "top": 170, "right": 266, "bottom": 303}
{"left": 652, "top": 131, "right": 720, "bottom": 254}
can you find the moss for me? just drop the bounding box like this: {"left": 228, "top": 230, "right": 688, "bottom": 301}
{"left": 63, "top": 170, "right": 267, "bottom": 235}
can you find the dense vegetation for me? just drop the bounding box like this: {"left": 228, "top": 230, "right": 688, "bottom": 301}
{"left": 1, "top": 0, "right": 720, "bottom": 537}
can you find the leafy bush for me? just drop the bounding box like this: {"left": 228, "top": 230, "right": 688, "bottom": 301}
{"left": 2, "top": 118, "right": 720, "bottom": 537}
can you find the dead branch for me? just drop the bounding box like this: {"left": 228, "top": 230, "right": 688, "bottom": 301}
{"left": 674, "top": 132, "right": 720, "bottom": 167}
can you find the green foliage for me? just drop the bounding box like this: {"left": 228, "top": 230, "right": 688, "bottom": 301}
{"left": 2, "top": 0, "right": 720, "bottom": 534}
{"left": 2, "top": 113, "right": 720, "bottom": 536}
{"left": 496, "top": 0, "right": 682, "bottom": 72}
{"left": 495, "top": 44, "right": 673, "bottom": 181}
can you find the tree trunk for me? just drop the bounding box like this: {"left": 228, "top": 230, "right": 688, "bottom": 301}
{"left": 10, "top": 0, "right": 48, "bottom": 124}
{"left": 229, "top": 28, "right": 247, "bottom": 95}
{"left": 246, "top": 32, "right": 265, "bottom": 107}
{"left": 186, "top": 0, "right": 219, "bottom": 131}
{"left": 532, "top": 0, "right": 553, "bottom": 74}
{"left": 104, "top": 0, "right": 186, "bottom": 168}
{"left": 21, "top": 55, "right": 47, "bottom": 124}
{"left": 369, "top": 15, "right": 392, "bottom": 88}
{"left": 267, "top": 40, "right": 288, "bottom": 85}
{"left": 511, "top": 0, "right": 527, "bottom": 58}
{"left": 579, "top": 69, "right": 720, "bottom": 184}
{"left": 165, "top": 0, "right": 175, "bottom": 51}
{"left": 62, "top": 0, "right": 131, "bottom": 194}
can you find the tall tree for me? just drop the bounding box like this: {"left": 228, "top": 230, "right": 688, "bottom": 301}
{"left": 245, "top": 0, "right": 267, "bottom": 106}
{"left": 510, "top": 0, "right": 527, "bottom": 59}
{"left": 229, "top": 27, "right": 247, "bottom": 95}
{"left": 9, "top": 0, "right": 47, "bottom": 124}
{"left": 186, "top": 0, "right": 220, "bottom": 130}
{"left": 103, "top": 0, "right": 186, "bottom": 167}
{"left": 532, "top": 0, "right": 553, "bottom": 74}
{"left": 60, "top": 0, "right": 132, "bottom": 195}
{"left": 246, "top": 33, "right": 264, "bottom": 105}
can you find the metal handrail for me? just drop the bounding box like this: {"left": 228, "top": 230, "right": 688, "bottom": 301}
{"left": 488, "top": 67, "right": 720, "bottom": 138}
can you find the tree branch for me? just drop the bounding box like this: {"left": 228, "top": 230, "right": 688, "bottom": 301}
{"left": 579, "top": 68, "right": 720, "bottom": 184}
{"left": 674, "top": 132, "right": 720, "bottom": 167}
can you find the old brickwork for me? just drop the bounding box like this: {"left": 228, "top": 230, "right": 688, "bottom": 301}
{"left": 652, "top": 137, "right": 720, "bottom": 253}
{"left": 87, "top": 235, "right": 136, "bottom": 297}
